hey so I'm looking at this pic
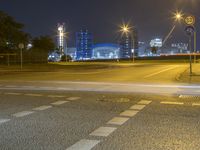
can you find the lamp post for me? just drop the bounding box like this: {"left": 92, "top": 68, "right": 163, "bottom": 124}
{"left": 18, "top": 43, "right": 24, "bottom": 70}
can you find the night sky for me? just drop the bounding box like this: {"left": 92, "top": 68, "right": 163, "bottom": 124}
{"left": 0, "top": 0, "right": 200, "bottom": 48}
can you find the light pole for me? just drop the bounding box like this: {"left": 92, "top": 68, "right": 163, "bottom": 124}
{"left": 18, "top": 43, "right": 24, "bottom": 70}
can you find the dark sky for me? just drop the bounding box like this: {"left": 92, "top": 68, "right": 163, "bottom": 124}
{"left": 0, "top": 0, "right": 200, "bottom": 48}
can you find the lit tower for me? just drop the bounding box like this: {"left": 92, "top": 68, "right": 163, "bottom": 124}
{"left": 57, "top": 23, "right": 66, "bottom": 55}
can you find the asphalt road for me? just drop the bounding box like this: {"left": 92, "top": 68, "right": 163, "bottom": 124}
{"left": 0, "top": 63, "right": 200, "bottom": 149}
{"left": 0, "top": 91, "right": 200, "bottom": 150}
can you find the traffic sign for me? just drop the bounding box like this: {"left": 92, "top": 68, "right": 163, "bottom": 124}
{"left": 184, "top": 15, "right": 195, "bottom": 26}
{"left": 185, "top": 25, "right": 195, "bottom": 36}
{"left": 18, "top": 43, "right": 24, "bottom": 49}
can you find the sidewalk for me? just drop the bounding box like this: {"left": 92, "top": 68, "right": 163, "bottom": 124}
{"left": 178, "top": 63, "right": 200, "bottom": 83}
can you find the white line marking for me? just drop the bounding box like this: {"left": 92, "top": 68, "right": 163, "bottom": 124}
{"left": 144, "top": 66, "right": 179, "bottom": 78}
{"left": 67, "top": 97, "right": 81, "bottom": 101}
{"left": 107, "top": 117, "right": 129, "bottom": 125}
{"left": 24, "top": 94, "right": 43, "bottom": 97}
{"left": 5, "top": 85, "right": 18, "bottom": 88}
{"left": 90, "top": 127, "right": 117, "bottom": 137}
{"left": 48, "top": 95, "right": 66, "bottom": 98}
{"left": 192, "top": 103, "right": 200, "bottom": 106}
{"left": 66, "top": 139, "right": 100, "bottom": 150}
{"left": 138, "top": 100, "right": 152, "bottom": 105}
{"left": 12, "top": 111, "right": 34, "bottom": 117}
{"left": 160, "top": 101, "right": 184, "bottom": 105}
{"left": 130, "top": 104, "right": 146, "bottom": 110}
{"left": 0, "top": 119, "right": 10, "bottom": 125}
{"left": 120, "top": 110, "right": 139, "bottom": 117}
{"left": 51, "top": 101, "right": 69, "bottom": 105}
{"left": 4, "top": 92, "right": 22, "bottom": 96}
{"left": 33, "top": 105, "right": 52, "bottom": 111}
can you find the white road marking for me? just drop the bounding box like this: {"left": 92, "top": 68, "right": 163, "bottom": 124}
{"left": 5, "top": 85, "right": 18, "bottom": 88}
{"left": 130, "top": 104, "right": 146, "bottom": 110}
{"left": 33, "top": 105, "right": 52, "bottom": 111}
{"left": 192, "top": 103, "right": 200, "bottom": 106}
{"left": 48, "top": 95, "right": 66, "bottom": 98}
{"left": 160, "top": 101, "right": 184, "bottom": 105}
{"left": 120, "top": 110, "right": 139, "bottom": 117}
{"left": 90, "top": 127, "right": 117, "bottom": 137}
{"left": 107, "top": 117, "right": 129, "bottom": 125}
{"left": 12, "top": 111, "right": 34, "bottom": 117}
{"left": 144, "top": 65, "right": 179, "bottom": 78}
{"left": 51, "top": 101, "right": 69, "bottom": 105}
{"left": 67, "top": 97, "right": 81, "bottom": 101}
{"left": 138, "top": 100, "right": 152, "bottom": 105}
{"left": 66, "top": 139, "right": 100, "bottom": 150}
{"left": 4, "top": 92, "right": 22, "bottom": 96}
{"left": 0, "top": 119, "right": 10, "bottom": 125}
{"left": 24, "top": 94, "right": 43, "bottom": 97}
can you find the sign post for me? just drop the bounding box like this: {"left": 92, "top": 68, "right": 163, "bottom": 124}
{"left": 184, "top": 15, "right": 196, "bottom": 76}
{"left": 18, "top": 43, "right": 24, "bottom": 70}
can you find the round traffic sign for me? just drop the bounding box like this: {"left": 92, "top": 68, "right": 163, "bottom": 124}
{"left": 185, "top": 15, "right": 195, "bottom": 26}
{"left": 185, "top": 25, "right": 195, "bottom": 36}
{"left": 18, "top": 43, "right": 24, "bottom": 49}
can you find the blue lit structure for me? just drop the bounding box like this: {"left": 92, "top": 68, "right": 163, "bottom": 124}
{"left": 92, "top": 43, "right": 120, "bottom": 59}
{"left": 76, "top": 29, "right": 93, "bottom": 60}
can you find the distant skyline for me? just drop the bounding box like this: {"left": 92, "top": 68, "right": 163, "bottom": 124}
{"left": 0, "top": 0, "right": 200, "bottom": 48}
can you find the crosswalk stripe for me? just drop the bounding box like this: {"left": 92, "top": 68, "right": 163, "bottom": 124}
{"left": 51, "top": 101, "right": 69, "bottom": 105}
{"left": 48, "top": 95, "right": 66, "bottom": 98}
{"left": 12, "top": 111, "right": 34, "bottom": 117}
{"left": 66, "top": 139, "right": 100, "bottom": 150}
{"left": 33, "top": 105, "right": 52, "bottom": 111}
{"left": 120, "top": 110, "right": 139, "bottom": 117}
{"left": 130, "top": 104, "right": 146, "bottom": 110}
{"left": 67, "top": 97, "right": 81, "bottom": 101}
{"left": 90, "top": 127, "right": 117, "bottom": 137}
{"left": 0, "top": 119, "right": 10, "bottom": 125}
{"left": 24, "top": 94, "right": 43, "bottom": 97}
{"left": 192, "top": 103, "right": 200, "bottom": 106}
{"left": 107, "top": 117, "right": 129, "bottom": 125}
{"left": 4, "top": 93, "right": 22, "bottom": 96}
{"left": 138, "top": 100, "right": 152, "bottom": 105}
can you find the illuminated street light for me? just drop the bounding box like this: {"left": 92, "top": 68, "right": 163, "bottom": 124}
{"left": 173, "top": 11, "right": 184, "bottom": 21}
{"left": 120, "top": 23, "right": 131, "bottom": 35}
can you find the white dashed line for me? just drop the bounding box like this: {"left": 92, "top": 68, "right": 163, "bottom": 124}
{"left": 138, "top": 100, "right": 152, "bottom": 105}
{"left": 24, "top": 94, "right": 43, "bottom": 97}
{"left": 12, "top": 111, "right": 34, "bottom": 117}
{"left": 0, "top": 119, "right": 10, "bottom": 125}
{"left": 120, "top": 110, "right": 139, "bottom": 117}
{"left": 51, "top": 101, "right": 69, "bottom": 105}
{"left": 48, "top": 95, "right": 66, "bottom": 98}
{"left": 130, "top": 104, "right": 146, "bottom": 110}
{"left": 5, "top": 85, "right": 18, "bottom": 88}
{"left": 192, "top": 103, "right": 200, "bottom": 106}
{"left": 33, "top": 105, "right": 52, "bottom": 111}
{"left": 66, "top": 139, "right": 100, "bottom": 150}
{"left": 90, "top": 127, "right": 117, "bottom": 137}
{"left": 160, "top": 101, "right": 184, "bottom": 105}
{"left": 67, "top": 97, "right": 81, "bottom": 101}
{"left": 107, "top": 117, "right": 129, "bottom": 125}
{"left": 4, "top": 92, "right": 22, "bottom": 96}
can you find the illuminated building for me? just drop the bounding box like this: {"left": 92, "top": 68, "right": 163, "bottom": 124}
{"left": 76, "top": 28, "right": 93, "bottom": 60}
{"left": 92, "top": 43, "right": 120, "bottom": 59}
{"left": 57, "top": 23, "right": 66, "bottom": 55}
{"left": 150, "top": 38, "right": 162, "bottom": 48}
{"left": 119, "top": 35, "right": 133, "bottom": 58}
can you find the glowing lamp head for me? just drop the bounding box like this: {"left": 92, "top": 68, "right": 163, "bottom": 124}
{"left": 58, "top": 26, "right": 63, "bottom": 31}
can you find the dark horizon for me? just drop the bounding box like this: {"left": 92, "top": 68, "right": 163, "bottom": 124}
{"left": 0, "top": 0, "right": 200, "bottom": 48}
